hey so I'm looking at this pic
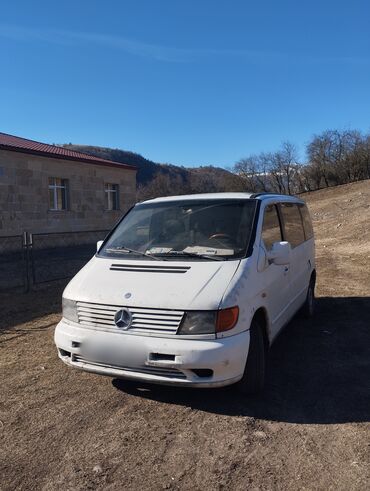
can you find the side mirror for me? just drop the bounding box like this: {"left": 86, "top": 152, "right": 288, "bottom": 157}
{"left": 267, "top": 241, "right": 290, "bottom": 265}
{"left": 96, "top": 240, "right": 104, "bottom": 252}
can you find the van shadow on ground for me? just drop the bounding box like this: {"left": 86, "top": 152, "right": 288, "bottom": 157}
{"left": 113, "top": 297, "right": 370, "bottom": 425}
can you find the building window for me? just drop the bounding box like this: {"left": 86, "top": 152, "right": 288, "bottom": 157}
{"left": 48, "top": 177, "right": 68, "bottom": 210}
{"left": 105, "top": 183, "right": 119, "bottom": 210}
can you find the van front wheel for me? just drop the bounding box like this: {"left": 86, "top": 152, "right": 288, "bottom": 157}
{"left": 236, "top": 320, "right": 266, "bottom": 395}
{"left": 302, "top": 280, "right": 315, "bottom": 318}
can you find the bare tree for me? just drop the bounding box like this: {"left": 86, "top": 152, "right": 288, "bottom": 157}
{"left": 306, "top": 131, "right": 334, "bottom": 188}
{"left": 360, "top": 134, "right": 370, "bottom": 179}
{"left": 281, "top": 141, "right": 299, "bottom": 194}
{"left": 255, "top": 153, "right": 273, "bottom": 191}
{"left": 268, "top": 142, "right": 299, "bottom": 194}
{"left": 234, "top": 156, "right": 261, "bottom": 192}
{"left": 306, "top": 129, "right": 370, "bottom": 188}
{"left": 234, "top": 154, "right": 272, "bottom": 192}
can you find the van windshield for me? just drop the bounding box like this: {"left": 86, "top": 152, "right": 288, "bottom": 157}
{"left": 99, "top": 199, "right": 257, "bottom": 261}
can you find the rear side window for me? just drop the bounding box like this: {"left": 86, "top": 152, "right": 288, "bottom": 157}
{"left": 299, "top": 204, "right": 314, "bottom": 240}
{"left": 280, "top": 203, "right": 305, "bottom": 248}
{"left": 261, "top": 204, "right": 282, "bottom": 251}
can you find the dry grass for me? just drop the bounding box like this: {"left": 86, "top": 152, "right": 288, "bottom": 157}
{"left": 1, "top": 180, "right": 369, "bottom": 490}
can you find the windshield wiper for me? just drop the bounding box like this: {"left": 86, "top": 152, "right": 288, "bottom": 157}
{"left": 105, "top": 246, "right": 165, "bottom": 261}
{"left": 154, "top": 251, "right": 224, "bottom": 261}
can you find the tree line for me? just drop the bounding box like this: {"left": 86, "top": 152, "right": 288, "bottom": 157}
{"left": 235, "top": 129, "right": 370, "bottom": 195}
{"left": 138, "top": 128, "right": 370, "bottom": 200}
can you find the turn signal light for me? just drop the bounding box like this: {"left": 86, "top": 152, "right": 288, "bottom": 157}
{"left": 216, "top": 306, "right": 239, "bottom": 332}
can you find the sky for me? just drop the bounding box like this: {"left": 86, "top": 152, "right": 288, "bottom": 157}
{"left": 1, "top": 1, "right": 369, "bottom": 168}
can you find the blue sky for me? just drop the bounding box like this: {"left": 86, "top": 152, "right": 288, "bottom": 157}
{"left": 1, "top": 1, "right": 369, "bottom": 167}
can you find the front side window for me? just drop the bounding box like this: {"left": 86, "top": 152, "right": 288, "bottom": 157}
{"left": 280, "top": 203, "right": 305, "bottom": 247}
{"left": 99, "top": 199, "right": 257, "bottom": 261}
{"left": 105, "top": 183, "right": 119, "bottom": 210}
{"left": 261, "top": 204, "right": 282, "bottom": 251}
{"left": 299, "top": 204, "right": 314, "bottom": 240}
{"left": 48, "top": 177, "right": 68, "bottom": 210}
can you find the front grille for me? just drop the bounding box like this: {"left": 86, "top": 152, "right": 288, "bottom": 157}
{"left": 76, "top": 301, "right": 184, "bottom": 335}
{"left": 72, "top": 355, "right": 186, "bottom": 379}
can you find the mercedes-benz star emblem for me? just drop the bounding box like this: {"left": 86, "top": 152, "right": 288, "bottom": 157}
{"left": 114, "top": 308, "right": 133, "bottom": 330}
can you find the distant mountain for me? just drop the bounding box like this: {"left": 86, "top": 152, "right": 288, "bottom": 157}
{"left": 62, "top": 144, "right": 190, "bottom": 185}
{"left": 62, "top": 144, "right": 239, "bottom": 191}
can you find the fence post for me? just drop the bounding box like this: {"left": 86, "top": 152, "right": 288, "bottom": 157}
{"left": 22, "top": 231, "right": 30, "bottom": 293}
{"left": 29, "top": 233, "right": 35, "bottom": 288}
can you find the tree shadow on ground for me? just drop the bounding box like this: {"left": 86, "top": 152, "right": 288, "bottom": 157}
{"left": 113, "top": 297, "right": 370, "bottom": 424}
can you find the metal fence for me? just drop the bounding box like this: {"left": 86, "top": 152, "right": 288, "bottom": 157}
{"left": 0, "top": 234, "right": 28, "bottom": 291}
{"left": 0, "top": 229, "right": 110, "bottom": 292}
{"left": 30, "top": 230, "right": 110, "bottom": 285}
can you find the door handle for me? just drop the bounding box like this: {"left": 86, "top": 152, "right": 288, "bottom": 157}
{"left": 284, "top": 266, "right": 289, "bottom": 273}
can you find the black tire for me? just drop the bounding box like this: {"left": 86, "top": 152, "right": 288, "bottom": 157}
{"left": 237, "top": 319, "right": 266, "bottom": 395}
{"left": 302, "top": 279, "right": 315, "bottom": 318}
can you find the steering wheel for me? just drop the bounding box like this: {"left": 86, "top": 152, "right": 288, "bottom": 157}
{"left": 208, "top": 233, "right": 235, "bottom": 248}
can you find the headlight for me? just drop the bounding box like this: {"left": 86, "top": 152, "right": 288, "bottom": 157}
{"left": 62, "top": 297, "right": 78, "bottom": 323}
{"left": 177, "top": 306, "right": 239, "bottom": 335}
{"left": 178, "top": 311, "right": 216, "bottom": 335}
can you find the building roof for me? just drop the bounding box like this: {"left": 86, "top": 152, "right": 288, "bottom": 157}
{"left": 0, "top": 132, "right": 136, "bottom": 171}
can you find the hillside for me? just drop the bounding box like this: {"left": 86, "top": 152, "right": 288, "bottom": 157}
{"left": 63, "top": 144, "right": 164, "bottom": 184}
{"left": 62, "top": 144, "right": 235, "bottom": 188}
{"left": 303, "top": 179, "right": 370, "bottom": 295}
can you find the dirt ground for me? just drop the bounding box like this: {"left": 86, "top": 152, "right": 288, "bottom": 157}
{"left": 1, "top": 180, "right": 369, "bottom": 491}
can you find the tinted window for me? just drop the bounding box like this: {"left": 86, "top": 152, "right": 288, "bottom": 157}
{"left": 280, "top": 203, "right": 305, "bottom": 247}
{"left": 299, "top": 204, "right": 314, "bottom": 240}
{"left": 261, "top": 204, "right": 282, "bottom": 251}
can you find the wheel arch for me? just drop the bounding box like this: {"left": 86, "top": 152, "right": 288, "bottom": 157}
{"left": 252, "top": 307, "right": 270, "bottom": 350}
{"left": 311, "top": 269, "right": 316, "bottom": 287}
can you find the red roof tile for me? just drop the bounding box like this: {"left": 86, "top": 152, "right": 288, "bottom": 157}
{"left": 0, "top": 132, "right": 136, "bottom": 171}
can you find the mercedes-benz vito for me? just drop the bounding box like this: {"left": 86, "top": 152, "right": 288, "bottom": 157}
{"left": 55, "top": 192, "right": 315, "bottom": 394}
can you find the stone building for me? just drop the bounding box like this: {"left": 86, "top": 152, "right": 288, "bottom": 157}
{"left": 0, "top": 132, "right": 137, "bottom": 236}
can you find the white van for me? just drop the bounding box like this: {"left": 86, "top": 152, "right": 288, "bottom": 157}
{"left": 55, "top": 192, "right": 315, "bottom": 394}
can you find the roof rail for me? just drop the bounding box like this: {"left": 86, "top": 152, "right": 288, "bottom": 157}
{"left": 250, "top": 192, "right": 301, "bottom": 199}
{"left": 250, "top": 192, "right": 279, "bottom": 198}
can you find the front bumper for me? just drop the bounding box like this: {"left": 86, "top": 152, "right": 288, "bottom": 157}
{"left": 54, "top": 320, "right": 250, "bottom": 388}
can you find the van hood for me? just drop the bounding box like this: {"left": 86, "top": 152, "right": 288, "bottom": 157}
{"left": 64, "top": 256, "right": 241, "bottom": 310}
